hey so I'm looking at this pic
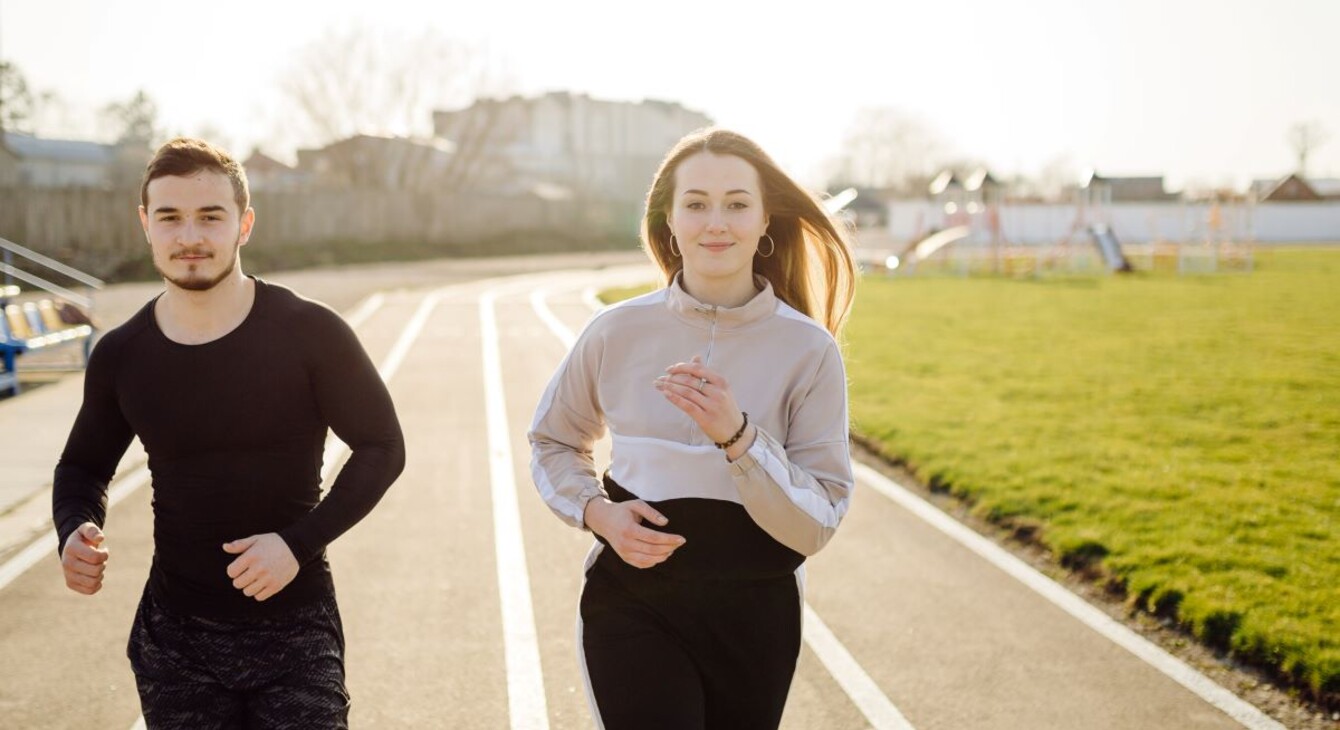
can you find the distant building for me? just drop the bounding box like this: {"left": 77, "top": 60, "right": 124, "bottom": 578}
{"left": 838, "top": 186, "right": 895, "bottom": 228}
{"left": 2, "top": 132, "right": 114, "bottom": 186}
{"left": 1081, "top": 173, "right": 1179, "bottom": 202}
{"left": 295, "top": 135, "right": 456, "bottom": 191}
{"left": 0, "top": 132, "right": 147, "bottom": 187}
{"left": 433, "top": 91, "right": 712, "bottom": 201}
{"left": 242, "top": 149, "right": 306, "bottom": 191}
{"left": 1250, "top": 173, "right": 1328, "bottom": 202}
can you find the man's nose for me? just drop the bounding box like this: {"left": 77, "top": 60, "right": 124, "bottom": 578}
{"left": 176, "top": 221, "right": 205, "bottom": 244}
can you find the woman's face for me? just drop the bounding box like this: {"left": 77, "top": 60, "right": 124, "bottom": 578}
{"left": 667, "top": 152, "right": 770, "bottom": 285}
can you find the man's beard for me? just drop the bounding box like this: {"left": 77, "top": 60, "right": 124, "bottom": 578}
{"left": 156, "top": 235, "right": 240, "bottom": 292}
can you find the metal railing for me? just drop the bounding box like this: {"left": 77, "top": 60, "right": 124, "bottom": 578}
{"left": 0, "top": 236, "right": 104, "bottom": 308}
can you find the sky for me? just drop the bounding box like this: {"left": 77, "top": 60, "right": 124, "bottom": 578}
{"left": 2, "top": 0, "right": 1337, "bottom": 191}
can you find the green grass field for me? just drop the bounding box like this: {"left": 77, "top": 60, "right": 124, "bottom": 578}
{"left": 601, "top": 248, "right": 1338, "bottom": 700}
{"left": 846, "top": 247, "right": 1339, "bottom": 700}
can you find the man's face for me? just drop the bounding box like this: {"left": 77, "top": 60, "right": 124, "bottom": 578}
{"left": 139, "top": 171, "right": 254, "bottom": 292}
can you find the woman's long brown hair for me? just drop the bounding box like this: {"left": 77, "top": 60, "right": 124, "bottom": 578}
{"left": 641, "top": 128, "right": 856, "bottom": 338}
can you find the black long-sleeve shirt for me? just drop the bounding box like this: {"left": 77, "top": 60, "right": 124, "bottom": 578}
{"left": 53, "top": 278, "right": 405, "bottom": 619}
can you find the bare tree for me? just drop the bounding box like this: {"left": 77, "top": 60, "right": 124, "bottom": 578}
{"left": 432, "top": 99, "right": 520, "bottom": 191}
{"left": 1035, "top": 154, "right": 1082, "bottom": 201}
{"left": 190, "top": 123, "right": 235, "bottom": 155}
{"left": 0, "top": 60, "right": 35, "bottom": 133}
{"left": 26, "top": 90, "right": 90, "bottom": 139}
{"left": 826, "top": 107, "right": 949, "bottom": 193}
{"left": 1288, "top": 121, "right": 1329, "bottom": 177}
{"left": 101, "top": 89, "right": 160, "bottom": 146}
{"left": 277, "top": 27, "right": 508, "bottom": 144}
{"left": 276, "top": 26, "right": 512, "bottom": 191}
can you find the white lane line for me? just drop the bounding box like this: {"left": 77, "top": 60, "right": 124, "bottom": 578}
{"left": 122, "top": 290, "right": 426, "bottom": 730}
{"left": 579, "top": 286, "right": 604, "bottom": 314}
{"left": 0, "top": 462, "right": 151, "bottom": 592}
{"left": 804, "top": 605, "right": 917, "bottom": 730}
{"left": 481, "top": 287, "right": 550, "bottom": 730}
{"left": 0, "top": 534, "right": 57, "bottom": 592}
{"left": 345, "top": 292, "right": 386, "bottom": 330}
{"left": 532, "top": 282, "right": 915, "bottom": 730}
{"left": 319, "top": 292, "right": 436, "bottom": 484}
{"left": 853, "top": 463, "right": 1286, "bottom": 730}
{"left": 529, "top": 288, "right": 575, "bottom": 350}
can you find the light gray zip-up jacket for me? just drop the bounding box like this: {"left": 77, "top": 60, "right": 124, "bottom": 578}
{"left": 528, "top": 274, "right": 853, "bottom": 565}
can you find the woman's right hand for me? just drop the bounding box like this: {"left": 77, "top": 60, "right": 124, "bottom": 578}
{"left": 583, "top": 497, "right": 686, "bottom": 569}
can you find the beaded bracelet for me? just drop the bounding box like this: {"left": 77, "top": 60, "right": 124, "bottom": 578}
{"left": 715, "top": 412, "right": 749, "bottom": 450}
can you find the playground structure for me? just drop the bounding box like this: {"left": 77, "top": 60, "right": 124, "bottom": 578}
{"left": 874, "top": 171, "right": 1256, "bottom": 277}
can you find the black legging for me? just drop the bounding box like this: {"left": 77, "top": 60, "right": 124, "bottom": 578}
{"left": 580, "top": 553, "right": 802, "bottom": 730}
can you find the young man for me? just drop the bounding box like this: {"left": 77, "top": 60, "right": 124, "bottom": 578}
{"left": 52, "top": 138, "right": 406, "bottom": 728}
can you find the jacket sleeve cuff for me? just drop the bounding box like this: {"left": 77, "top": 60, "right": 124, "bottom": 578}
{"left": 728, "top": 450, "right": 758, "bottom": 476}
{"left": 574, "top": 483, "right": 609, "bottom": 531}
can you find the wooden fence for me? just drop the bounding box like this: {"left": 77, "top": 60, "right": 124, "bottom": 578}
{"left": 0, "top": 186, "right": 644, "bottom": 280}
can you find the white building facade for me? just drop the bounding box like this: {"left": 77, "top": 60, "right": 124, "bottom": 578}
{"left": 434, "top": 92, "right": 712, "bottom": 201}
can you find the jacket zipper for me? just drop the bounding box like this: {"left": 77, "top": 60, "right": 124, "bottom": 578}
{"left": 691, "top": 304, "right": 720, "bottom": 445}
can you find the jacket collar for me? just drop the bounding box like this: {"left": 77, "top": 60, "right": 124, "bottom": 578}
{"left": 665, "top": 272, "right": 777, "bottom": 331}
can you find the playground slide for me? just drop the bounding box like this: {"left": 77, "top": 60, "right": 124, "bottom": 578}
{"left": 901, "top": 226, "right": 971, "bottom": 264}
{"left": 823, "top": 187, "right": 858, "bottom": 214}
{"left": 1087, "top": 224, "right": 1134, "bottom": 272}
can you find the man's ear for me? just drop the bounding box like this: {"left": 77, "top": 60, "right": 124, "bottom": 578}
{"left": 238, "top": 207, "right": 256, "bottom": 247}
{"left": 138, "top": 206, "right": 151, "bottom": 244}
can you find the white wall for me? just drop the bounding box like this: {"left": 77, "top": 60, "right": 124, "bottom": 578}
{"left": 1253, "top": 203, "right": 1340, "bottom": 241}
{"left": 18, "top": 160, "right": 107, "bottom": 187}
{"left": 887, "top": 200, "right": 1340, "bottom": 244}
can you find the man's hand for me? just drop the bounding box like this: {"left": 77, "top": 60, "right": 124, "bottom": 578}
{"left": 223, "top": 533, "right": 299, "bottom": 602}
{"left": 61, "top": 522, "right": 109, "bottom": 595}
{"left": 584, "top": 498, "right": 686, "bottom": 569}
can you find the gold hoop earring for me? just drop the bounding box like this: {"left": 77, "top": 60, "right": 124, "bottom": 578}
{"left": 758, "top": 234, "right": 776, "bottom": 258}
{"left": 670, "top": 235, "right": 681, "bottom": 257}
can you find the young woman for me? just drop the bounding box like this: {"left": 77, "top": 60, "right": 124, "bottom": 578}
{"left": 529, "top": 128, "right": 856, "bottom": 729}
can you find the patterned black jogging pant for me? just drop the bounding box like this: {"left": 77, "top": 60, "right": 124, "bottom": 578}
{"left": 127, "top": 585, "right": 350, "bottom": 729}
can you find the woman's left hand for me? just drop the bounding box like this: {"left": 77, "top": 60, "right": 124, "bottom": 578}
{"left": 655, "top": 356, "right": 752, "bottom": 454}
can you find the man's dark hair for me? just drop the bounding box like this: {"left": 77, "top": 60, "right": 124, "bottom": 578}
{"left": 140, "top": 137, "right": 250, "bottom": 215}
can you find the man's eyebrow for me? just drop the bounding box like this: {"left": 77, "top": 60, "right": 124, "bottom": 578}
{"left": 153, "top": 205, "right": 228, "bottom": 214}
{"left": 681, "top": 189, "right": 754, "bottom": 196}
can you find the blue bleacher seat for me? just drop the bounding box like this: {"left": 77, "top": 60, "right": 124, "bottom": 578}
{"left": 0, "top": 294, "right": 95, "bottom": 396}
